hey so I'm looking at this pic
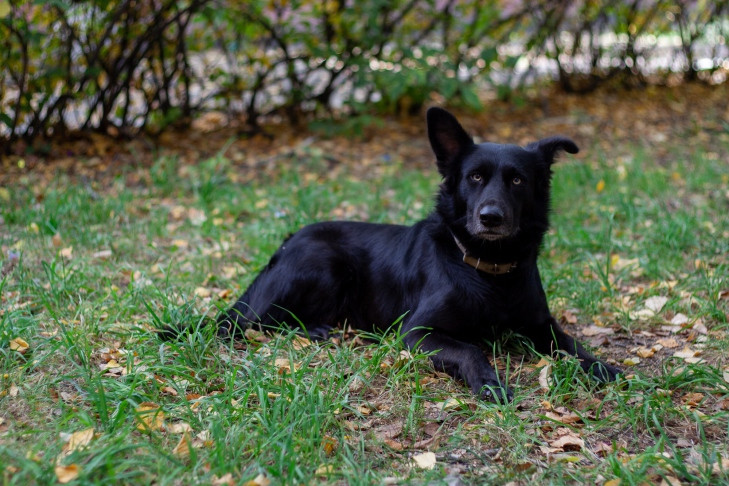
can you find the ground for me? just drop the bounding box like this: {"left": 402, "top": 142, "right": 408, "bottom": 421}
{"left": 0, "top": 83, "right": 728, "bottom": 484}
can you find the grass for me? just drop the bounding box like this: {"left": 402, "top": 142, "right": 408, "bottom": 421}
{"left": 1, "top": 132, "right": 728, "bottom": 485}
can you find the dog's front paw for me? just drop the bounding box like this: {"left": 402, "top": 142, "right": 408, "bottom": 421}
{"left": 589, "top": 361, "right": 622, "bottom": 383}
{"left": 478, "top": 383, "right": 513, "bottom": 403}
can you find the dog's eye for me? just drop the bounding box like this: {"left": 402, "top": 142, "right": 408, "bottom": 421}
{"left": 512, "top": 177, "right": 522, "bottom": 185}
{"left": 470, "top": 173, "right": 482, "bottom": 183}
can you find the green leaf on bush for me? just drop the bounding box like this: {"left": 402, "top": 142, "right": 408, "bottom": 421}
{"left": 0, "top": 0, "right": 11, "bottom": 17}
{"left": 0, "top": 112, "right": 11, "bottom": 127}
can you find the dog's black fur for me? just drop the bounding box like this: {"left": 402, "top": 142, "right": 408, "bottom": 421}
{"left": 217, "top": 107, "right": 621, "bottom": 401}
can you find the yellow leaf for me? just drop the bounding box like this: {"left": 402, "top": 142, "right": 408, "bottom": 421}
{"left": 64, "top": 428, "right": 95, "bottom": 453}
{"left": 55, "top": 464, "right": 81, "bottom": 484}
{"left": 623, "top": 357, "right": 640, "bottom": 366}
{"left": 194, "top": 287, "right": 212, "bottom": 298}
{"left": 9, "top": 337, "right": 29, "bottom": 353}
{"left": 315, "top": 464, "right": 334, "bottom": 475}
{"left": 243, "top": 473, "right": 271, "bottom": 486}
{"left": 136, "top": 402, "right": 164, "bottom": 431}
{"left": 172, "top": 432, "right": 191, "bottom": 458}
{"left": 596, "top": 179, "right": 605, "bottom": 193}
{"left": 212, "top": 473, "right": 236, "bottom": 486}
{"left": 0, "top": 187, "right": 9, "bottom": 201}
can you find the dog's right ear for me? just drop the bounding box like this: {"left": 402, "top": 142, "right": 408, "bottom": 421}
{"left": 427, "top": 107, "right": 474, "bottom": 173}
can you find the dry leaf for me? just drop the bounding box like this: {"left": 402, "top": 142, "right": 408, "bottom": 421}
{"left": 623, "top": 357, "right": 641, "bottom": 366}
{"left": 411, "top": 451, "right": 436, "bottom": 469}
{"left": 92, "top": 249, "right": 113, "bottom": 260}
{"left": 55, "top": 464, "right": 81, "bottom": 483}
{"left": 581, "top": 325, "right": 614, "bottom": 336}
{"left": 274, "top": 357, "right": 300, "bottom": 374}
{"left": 645, "top": 296, "right": 668, "bottom": 313}
{"left": 59, "top": 246, "right": 73, "bottom": 259}
{"left": 315, "top": 464, "right": 334, "bottom": 476}
{"left": 9, "top": 337, "right": 29, "bottom": 354}
{"left": 166, "top": 422, "right": 192, "bottom": 434}
{"left": 212, "top": 473, "right": 236, "bottom": 486}
{"left": 243, "top": 473, "right": 271, "bottom": 486}
{"left": 173, "top": 432, "right": 191, "bottom": 458}
{"left": 322, "top": 435, "right": 338, "bottom": 456}
{"left": 194, "top": 287, "right": 212, "bottom": 298}
{"left": 538, "top": 361, "right": 552, "bottom": 391}
{"left": 549, "top": 433, "right": 584, "bottom": 451}
{"left": 64, "top": 428, "right": 95, "bottom": 453}
{"left": 136, "top": 402, "right": 164, "bottom": 431}
{"left": 659, "top": 476, "right": 683, "bottom": 486}
{"left": 673, "top": 347, "right": 701, "bottom": 359}
{"left": 657, "top": 337, "right": 680, "bottom": 348}
{"left": 635, "top": 347, "right": 655, "bottom": 359}
{"left": 670, "top": 313, "right": 689, "bottom": 325}
{"left": 545, "top": 411, "right": 583, "bottom": 425}
{"left": 681, "top": 392, "right": 704, "bottom": 407}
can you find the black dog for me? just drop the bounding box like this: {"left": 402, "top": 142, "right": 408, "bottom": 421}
{"left": 217, "top": 107, "right": 621, "bottom": 401}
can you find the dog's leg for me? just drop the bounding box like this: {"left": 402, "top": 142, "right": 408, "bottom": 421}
{"left": 402, "top": 326, "right": 513, "bottom": 402}
{"left": 529, "top": 317, "right": 621, "bottom": 382}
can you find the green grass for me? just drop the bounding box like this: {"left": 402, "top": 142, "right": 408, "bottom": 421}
{"left": 1, "top": 136, "right": 728, "bottom": 485}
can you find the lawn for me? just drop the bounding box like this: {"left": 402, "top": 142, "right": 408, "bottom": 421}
{"left": 1, "top": 96, "right": 728, "bottom": 484}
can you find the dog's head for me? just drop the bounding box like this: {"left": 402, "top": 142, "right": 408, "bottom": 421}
{"left": 427, "top": 107, "right": 578, "bottom": 243}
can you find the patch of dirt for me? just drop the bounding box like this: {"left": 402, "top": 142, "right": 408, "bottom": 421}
{"left": 2, "top": 83, "right": 728, "bottom": 187}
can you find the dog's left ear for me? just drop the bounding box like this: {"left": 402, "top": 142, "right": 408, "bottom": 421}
{"left": 528, "top": 136, "right": 579, "bottom": 164}
{"left": 427, "top": 107, "right": 474, "bottom": 173}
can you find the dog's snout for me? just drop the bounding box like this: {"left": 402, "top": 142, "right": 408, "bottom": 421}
{"left": 479, "top": 206, "right": 504, "bottom": 227}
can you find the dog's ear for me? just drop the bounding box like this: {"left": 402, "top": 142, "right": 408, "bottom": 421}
{"left": 528, "top": 136, "right": 579, "bottom": 164}
{"left": 427, "top": 107, "right": 474, "bottom": 172}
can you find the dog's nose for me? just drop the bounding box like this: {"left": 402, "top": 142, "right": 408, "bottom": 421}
{"left": 479, "top": 206, "right": 504, "bottom": 227}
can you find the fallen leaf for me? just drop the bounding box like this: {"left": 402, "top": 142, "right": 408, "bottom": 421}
{"left": 623, "top": 357, "right": 641, "bottom": 366}
{"left": 538, "top": 361, "right": 552, "bottom": 391}
{"left": 92, "top": 249, "right": 113, "bottom": 260}
{"left": 314, "top": 464, "right": 334, "bottom": 475}
{"left": 681, "top": 392, "right": 704, "bottom": 407}
{"left": 545, "top": 411, "right": 583, "bottom": 425}
{"left": 59, "top": 246, "right": 73, "bottom": 259}
{"left": 274, "top": 357, "right": 300, "bottom": 374}
{"left": 55, "top": 464, "right": 81, "bottom": 483}
{"left": 549, "top": 433, "right": 584, "bottom": 451}
{"left": 322, "top": 435, "right": 338, "bottom": 456}
{"left": 659, "top": 475, "right": 683, "bottom": 486}
{"left": 634, "top": 346, "right": 657, "bottom": 358}
{"left": 644, "top": 296, "right": 668, "bottom": 313}
{"left": 673, "top": 347, "right": 701, "bottom": 359}
{"left": 212, "top": 473, "right": 236, "bottom": 486}
{"left": 670, "top": 313, "right": 689, "bottom": 325}
{"left": 52, "top": 233, "right": 63, "bottom": 247}
{"left": 411, "top": 451, "right": 436, "bottom": 469}
{"left": 581, "top": 325, "right": 614, "bottom": 336}
{"left": 194, "top": 287, "right": 212, "bottom": 298}
{"left": 9, "top": 337, "right": 29, "bottom": 353}
{"left": 63, "top": 428, "right": 95, "bottom": 453}
{"left": 172, "top": 432, "right": 191, "bottom": 458}
{"left": 166, "top": 422, "right": 192, "bottom": 434}
{"left": 657, "top": 337, "right": 679, "bottom": 348}
{"left": 243, "top": 473, "right": 271, "bottom": 486}
{"left": 136, "top": 402, "right": 164, "bottom": 431}
{"left": 438, "top": 398, "right": 464, "bottom": 411}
